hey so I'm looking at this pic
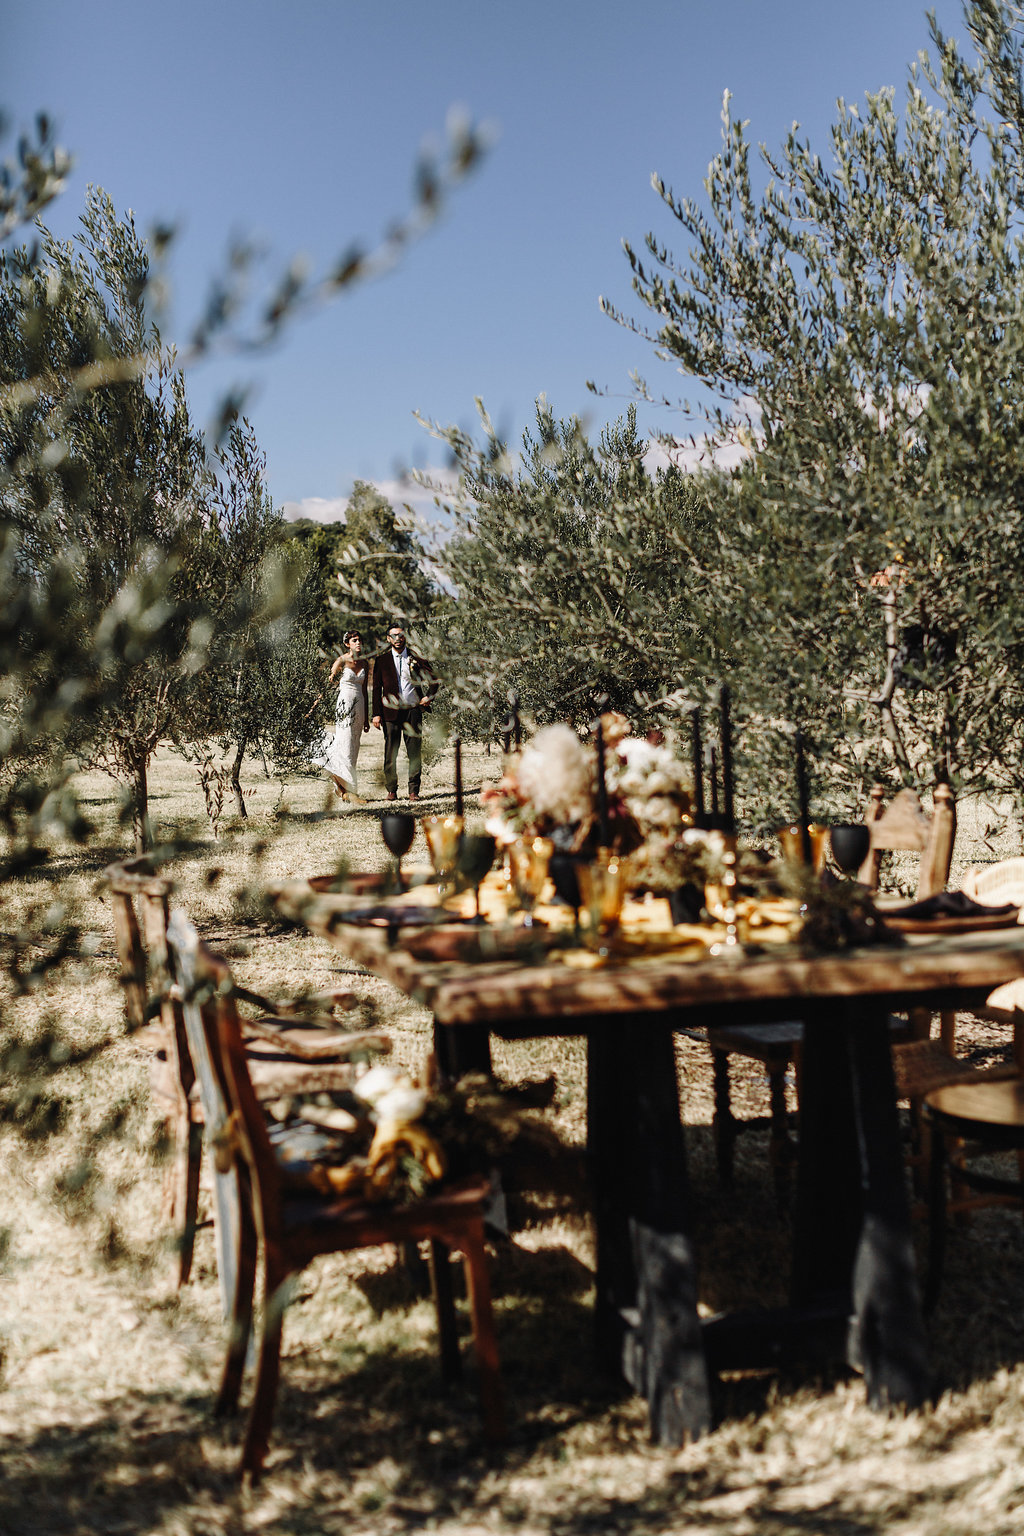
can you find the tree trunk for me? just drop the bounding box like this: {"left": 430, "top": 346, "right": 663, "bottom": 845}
{"left": 231, "top": 738, "right": 248, "bottom": 818}
{"left": 132, "top": 757, "right": 151, "bottom": 855}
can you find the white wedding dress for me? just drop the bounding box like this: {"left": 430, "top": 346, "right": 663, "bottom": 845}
{"left": 317, "top": 666, "right": 366, "bottom": 793}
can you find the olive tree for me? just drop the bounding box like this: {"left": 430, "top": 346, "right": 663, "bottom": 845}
{"left": 0, "top": 189, "right": 217, "bottom": 850}
{"left": 403, "top": 399, "right": 722, "bottom": 739}
{"left": 606, "top": 0, "right": 1024, "bottom": 814}
{"left": 193, "top": 418, "right": 325, "bottom": 814}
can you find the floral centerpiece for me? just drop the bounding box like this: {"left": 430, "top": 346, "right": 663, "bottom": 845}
{"left": 480, "top": 717, "right": 728, "bottom": 905}
{"left": 481, "top": 722, "right": 603, "bottom": 847}
{"left": 603, "top": 730, "right": 727, "bottom": 896}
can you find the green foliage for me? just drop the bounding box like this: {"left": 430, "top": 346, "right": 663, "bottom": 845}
{"left": 291, "top": 480, "right": 436, "bottom": 659}
{"left": 409, "top": 399, "right": 721, "bottom": 741}
{"left": 190, "top": 419, "right": 325, "bottom": 803}
{"left": 607, "top": 0, "right": 1024, "bottom": 814}
{"left": 1, "top": 188, "right": 215, "bottom": 850}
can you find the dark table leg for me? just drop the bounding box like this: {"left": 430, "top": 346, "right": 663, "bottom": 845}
{"left": 793, "top": 1000, "right": 928, "bottom": 1409}
{"left": 433, "top": 1018, "right": 492, "bottom": 1081}
{"left": 588, "top": 1015, "right": 711, "bottom": 1444}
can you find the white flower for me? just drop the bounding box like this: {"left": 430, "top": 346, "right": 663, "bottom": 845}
{"left": 516, "top": 724, "right": 593, "bottom": 825}
{"left": 353, "top": 1064, "right": 411, "bottom": 1107}
{"left": 374, "top": 1084, "right": 429, "bottom": 1126}
{"left": 484, "top": 810, "right": 518, "bottom": 846}
{"left": 617, "top": 738, "right": 663, "bottom": 774}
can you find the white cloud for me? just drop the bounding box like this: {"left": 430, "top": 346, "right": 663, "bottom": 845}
{"left": 642, "top": 397, "right": 763, "bottom": 475}
{"left": 281, "top": 496, "right": 349, "bottom": 524}
{"left": 281, "top": 469, "right": 461, "bottom": 529}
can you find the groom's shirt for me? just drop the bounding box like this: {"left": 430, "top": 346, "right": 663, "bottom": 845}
{"left": 395, "top": 649, "right": 419, "bottom": 706}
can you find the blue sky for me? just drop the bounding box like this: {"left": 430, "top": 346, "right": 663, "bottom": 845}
{"left": 5, "top": 0, "right": 966, "bottom": 520}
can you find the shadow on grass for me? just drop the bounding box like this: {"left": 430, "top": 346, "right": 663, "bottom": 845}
{"left": 0, "top": 1242, "right": 614, "bottom": 1536}
{"left": 4, "top": 1217, "right": 1024, "bottom": 1535}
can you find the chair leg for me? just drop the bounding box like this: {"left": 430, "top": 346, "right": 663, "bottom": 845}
{"left": 925, "top": 1121, "right": 947, "bottom": 1315}
{"left": 429, "top": 1238, "right": 462, "bottom": 1382}
{"left": 711, "top": 1049, "right": 737, "bottom": 1187}
{"left": 216, "top": 1198, "right": 258, "bottom": 1418}
{"left": 766, "top": 1062, "right": 792, "bottom": 1214}
{"left": 401, "top": 1237, "right": 432, "bottom": 1296}
{"left": 175, "top": 1120, "right": 203, "bottom": 1287}
{"left": 241, "top": 1257, "right": 289, "bottom": 1482}
{"left": 460, "top": 1230, "right": 506, "bottom": 1444}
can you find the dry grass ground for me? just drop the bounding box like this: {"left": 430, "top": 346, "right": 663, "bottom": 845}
{"left": 3, "top": 741, "right": 1024, "bottom": 1534}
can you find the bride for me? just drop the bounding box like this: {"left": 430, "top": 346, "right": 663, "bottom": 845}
{"left": 319, "top": 631, "right": 370, "bottom": 802}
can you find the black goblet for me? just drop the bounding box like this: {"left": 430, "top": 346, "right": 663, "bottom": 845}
{"left": 829, "top": 823, "right": 871, "bottom": 876}
{"left": 381, "top": 812, "right": 416, "bottom": 890}
{"left": 457, "top": 832, "right": 497, "bottom": 923}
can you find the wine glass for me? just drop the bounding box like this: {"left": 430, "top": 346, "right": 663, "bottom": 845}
{"left": 422, "top": 814, "right": 464, "bottom": 900}
{"left": 381, "top": 812, "right": 416, "bottom": 890}
{"left": 577, "top": 849, "right": 626, "bottom": 954}
{"left": 829, "top": 823, "right": 871, "bottom": 877}
{"left": 457, "top": 833, "right": 497, "bottom": 923}
{"left": 778, "top": 822, "right": 829, "bottom": 873}
{"left": 508, "top": 835, "right": 553, "bottom": 927}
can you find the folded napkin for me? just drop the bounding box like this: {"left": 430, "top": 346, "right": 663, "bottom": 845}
{"left": 887, "top": 890, "right": 1019, "bottom": 921}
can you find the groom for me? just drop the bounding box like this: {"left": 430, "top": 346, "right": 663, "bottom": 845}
{"left": 371, "top": 622, "right": 438, "bottom": 801}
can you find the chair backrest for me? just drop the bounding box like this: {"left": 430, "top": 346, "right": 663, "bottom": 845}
{"left": 858, "top": 783, "right": 956, "bottom": 899}
{"left": 166, "top": 909, "right": 255, "bottom": 1312}
{"left": 105, "top": 859, "right": 174, "bottom": 1032}
{"left": 166, "top": 911, "right": 284, "bottom": 1245}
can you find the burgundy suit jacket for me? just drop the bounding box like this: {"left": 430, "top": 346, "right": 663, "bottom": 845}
{"left": 371, "top": 647, "right": 438, "bottom": 723}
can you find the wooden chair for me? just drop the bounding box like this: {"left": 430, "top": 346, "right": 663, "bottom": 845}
{"left": 166, "top": 910, "right": 505, "bottom": 1481}
{"left": 107, "top": 860, "right": 201, "bottom": 1283}
{"left": 923, "top": 1074, "right": 1024, "bottom": 1310}
{"left": 708, "top": 784, "right": 957, "bottom": 1208}
{"left": 959, "top": 858, "right": 1024, "bottom": 1029}
{"left": 105, "top": 860, "right": 381, "bottom": 1290}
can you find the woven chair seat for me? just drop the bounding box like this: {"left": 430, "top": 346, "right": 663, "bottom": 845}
{"left": 894, "top": 1039, "right": 1017, "bottom": 1100}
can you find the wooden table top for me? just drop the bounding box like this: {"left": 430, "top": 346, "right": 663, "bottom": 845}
{"left": 269, "top": 881, "right": 1024, "bottom": 1030}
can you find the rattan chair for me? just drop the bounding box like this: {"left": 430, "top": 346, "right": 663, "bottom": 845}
{"left": 923, "top": 1075, "right": 1024, "bottom": 1310}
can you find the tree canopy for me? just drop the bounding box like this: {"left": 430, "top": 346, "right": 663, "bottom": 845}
{"left": 411, "top": 399, "right": 721, "bottom": 739}
{"left": 607, "top": 0, "right": 1024, "bottom": 812}
{"left": 291, "top": 480, "right": 436, "bottom": 659}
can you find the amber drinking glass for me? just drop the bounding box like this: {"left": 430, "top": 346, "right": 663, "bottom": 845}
{"left": 422, "top": 814, "right": 464, "bottom": 900}
{"left": 778, "top": 822, "right": 829, "bottom": 873}
{"left": 577, "top": 849, "right": 627, "bottom": 954}
{"left": 508, "top": 835, "right": 553, "bottom": 927}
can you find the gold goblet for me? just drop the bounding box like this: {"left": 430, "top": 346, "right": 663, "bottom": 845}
{"left": 577, "top": 849, "right": 627, "bottom": 955}
{"left": 705, "top": 848, "right": 741, "bottom": 950}
{"left": 422, "top": 814, "right": 464, "bottom": 901}
{"left": 778, "top": 823, "right": 829, "bottom": 873}
{"left": 508, "top": 835, "right": 553, "bottom": 927}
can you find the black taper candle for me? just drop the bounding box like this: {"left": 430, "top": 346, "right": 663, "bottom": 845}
{"left": 453, "top": 736, "right": 464, "bottom": 818}
{"left": 709, "top": 744, "right": 720, "bottom": 820}
{"left": 719, "top": 683, "right": 735, "bottom": 833}
{"left": 595, "top": 715, "right": 611, "bottom": 847}
{"left": 510, "top": 690, "right": 521, "bottom": 751}
{"left": 796, "top": 730, "right": 812, "bottom": 865}
{"left": 691, "top": 706, "right": 705, "bottom": 823}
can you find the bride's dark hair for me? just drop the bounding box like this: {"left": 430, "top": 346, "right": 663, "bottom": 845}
{"left": 343, "top": 630, "right": 361, "bottom": 645}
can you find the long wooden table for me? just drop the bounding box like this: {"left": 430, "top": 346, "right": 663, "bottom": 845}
{"left": 270, "top": 881, "right": 1024, "bottom": 1442}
